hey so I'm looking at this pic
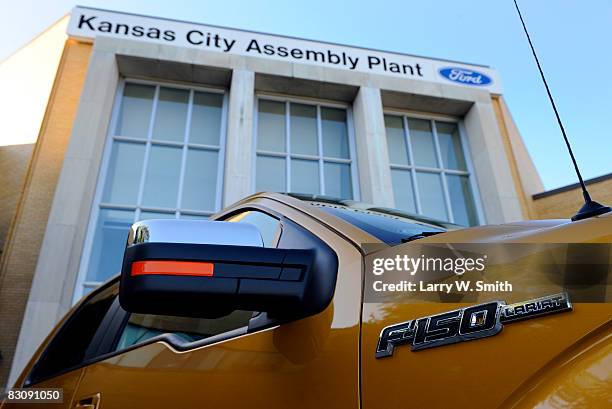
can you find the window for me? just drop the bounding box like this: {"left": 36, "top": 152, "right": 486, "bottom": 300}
{"left": 225, "top": 210, "right": 282, "bottom": 247}
{"left": 27, "top": 284, "right": 117, "bottom": 385}
{"left": 254, "top": 98, "right": 358, "bottom": 200}
{"left": 75, "top": 81, "right": 227, "bottom": 299}
{"left": 384, "top": 114, "right": 480, "bottom": 226}
{"left": 114, "top": 310, "right": 253, "bottom": 352}
{"left": 30, "top": 281, "right": 254, "bottom": 379}
{"left": 306, "top": 199, "right": 451, "bottom": 246}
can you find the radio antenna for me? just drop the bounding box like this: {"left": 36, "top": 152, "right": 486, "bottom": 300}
{"left": 513, "top": 0, "right": 610, "bottom": 221}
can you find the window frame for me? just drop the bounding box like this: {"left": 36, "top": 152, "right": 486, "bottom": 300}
{"left": 73, "top": 78, "right": 229, "bottom": 302}
{"left": 224, "top": 208, "right": 284, "bottom": 248}
{"left": 29, "top": 278, "right": 254, "bottom": 387}
{"left": 25, "top": 280, "right": 121, "bottom": 386}
{"left": 252, "top": 94, "right": 361, "bottom": 200}
{"left": 383, "top": 109, "right": 485, "bottom": 225}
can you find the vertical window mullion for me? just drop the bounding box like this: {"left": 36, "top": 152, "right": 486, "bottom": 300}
{"left": 316, "top": 104, "right": 325, "bottom": 195}
{"left": 431, "top": 120, "right": 455, "bottom": 223}
{"left": 346, "top": 107, "right": 359, "bottom": 200}
{"left": 457, "top": 121, "right": 484, "bottom": 225}
{"left": 175, "top": 89, "right": 194, "bottom": 218}
{"left": 404, "top": 116, "right": 421, "bottom": 214}
{"left": 215, "top": 93, "right": 229, "bottom": 211}
{"left": 285, "top": 101, "right": 291, "bottom": 193}
{"left": 134, "top": 84, "right": 160, "bottom": 222}
{"left": 252, "top": 97, "right": 259, "bottom": 194}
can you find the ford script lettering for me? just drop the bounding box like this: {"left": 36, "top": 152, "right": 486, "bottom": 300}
{"left": 439, "top": 67, "right": 492, "bottom": 86}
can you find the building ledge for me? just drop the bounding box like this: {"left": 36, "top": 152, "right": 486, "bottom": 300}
{"left": 533, "top": 172, "right": 612, "bottom": 200}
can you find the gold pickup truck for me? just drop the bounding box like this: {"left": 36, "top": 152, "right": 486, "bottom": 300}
{"left": 4, "top": 193, "right": 611, "bottom": 408}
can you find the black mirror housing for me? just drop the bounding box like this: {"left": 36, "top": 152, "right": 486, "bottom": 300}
{"left": 118, "top": 220, "right": 337, "bottom": 320}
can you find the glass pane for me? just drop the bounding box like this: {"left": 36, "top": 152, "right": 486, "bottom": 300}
{"left": 257, "top": 100, "right": 286, "bottom": 152}
{"left": 291, "top": 159, "right": 320, "bottom": 195}
{"left": 316, "top": 205, "right": 445, "bottom": 246}
{"left": 324, "top": 162, "right": 352, "bottom": 199}
{"left": 290, "top": 103, "right": 318, "bottom": 156}
{"left": 152, "top": 87, "right": 189, "bottom": 142}
{"left": 408, "top": 119, "right": 438, "bottom": 168}
{"left": 114, "top": 310, "right": 253, "bottom": 352}
{"left": 189, "top": 92, "right": 223, "bottom": 146}
{"left": 86, "top": 209, "right": 134, "bottom": 282}
{"left": 226, "top": 211, "right": 281, "bottom": 247}
{"left": 142, "top": 145, "right": 182, "bottom": 208}
{"left": 116, "top": 83, "right": 154, "bottom": 138}
{"left": 182, "top": 149, "right": 218, "bottom": 211}
{"left": 321, "top": 107, "right": 349, "bottom": 159}
{"left": 447, "top": 175, "right": 478, "bottom": 226}
{"left": 102, "top": 141, "right": 145, "bottom": 205}
{"left": 436, "top": 122, "right": 466, "bottom": 170}
{"left": 139, "top": 211, "right": 175, "bottom": 220}
{"left": 385, "top": 115, "right": 409, "bottom": 165}
{"left": 256, "top": 155, "right": 286, "bottom": 192}
{"left": 391, "top": 169, "right": 416, "bottom": 213}
{"left": 416, "top": 171, "right": 448, "bottom": 220}
{"left": 28, "top": 285, "right": 117, "bottom": 384}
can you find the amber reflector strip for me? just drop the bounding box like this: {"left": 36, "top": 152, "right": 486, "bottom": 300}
{"left": 131, "top": 260, "right": 214, "bottom": 277}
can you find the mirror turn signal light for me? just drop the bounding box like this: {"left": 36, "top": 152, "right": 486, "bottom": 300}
{"left": 131, "top": 260, "right": 215, "bottom": 277}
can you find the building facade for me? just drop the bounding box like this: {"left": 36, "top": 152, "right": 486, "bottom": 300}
{"left": 2, "top": 6, "right": 608, "bottom": 387}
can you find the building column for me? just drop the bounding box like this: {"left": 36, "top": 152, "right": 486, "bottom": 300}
{"left": 464, "top": 100, "right": 524, "bottom": 223}
{"left": 7, "top": 44, "right": 119, "bottom": 387}
{"left": 352, "top": 86, "right": 394, "bottom": 207}
{"left": 223, "top": 69, "right": 255, "bottom": 207}
{"left": 493, "top": 95, "right": 543, "bottom": 219}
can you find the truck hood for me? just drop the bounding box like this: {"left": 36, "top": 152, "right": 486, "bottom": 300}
{"left": 420, "top": 211, "right": 612, "bottom": 244}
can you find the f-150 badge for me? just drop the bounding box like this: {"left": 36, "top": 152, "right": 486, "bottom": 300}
{"left": 376, "top": 292, "right": 572, "bottom": 358}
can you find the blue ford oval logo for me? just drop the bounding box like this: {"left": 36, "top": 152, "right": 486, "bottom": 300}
{"left": 439, "top": 67, "right": 492, "bottom": 86}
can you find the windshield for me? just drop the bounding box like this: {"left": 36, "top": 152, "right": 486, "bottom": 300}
{"left": 289, "top": 194, "right": 458, "bottom": 245}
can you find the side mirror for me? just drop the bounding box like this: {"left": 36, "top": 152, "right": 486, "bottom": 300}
{"left": 119, "top": 219, "right": 334, "bottom": 319}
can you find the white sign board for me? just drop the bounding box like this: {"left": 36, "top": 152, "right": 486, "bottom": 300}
{"left": 68, "top": 6, "right": 502, "bottom": 93}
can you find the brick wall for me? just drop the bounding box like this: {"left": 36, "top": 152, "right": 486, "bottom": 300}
{"left": 533, "top": 173, "right": 612, "bottom": 219}
{"left": 0, "top": 40, "right": 92, "bottom": 387}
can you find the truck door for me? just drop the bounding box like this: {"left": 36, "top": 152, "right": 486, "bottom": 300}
{"left": 71, "top": 207, "right": 363, "bottom": 409}
{"left": 5, "top": 284, "right": 119, "bottom": 409}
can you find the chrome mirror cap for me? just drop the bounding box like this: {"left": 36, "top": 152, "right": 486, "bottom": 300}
{"left": 126, "top": 219, "right": 264, "bottom": 248}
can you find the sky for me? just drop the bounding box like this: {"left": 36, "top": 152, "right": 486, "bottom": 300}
{"left": 1, "top": 0, "right": 610, "bottom": 191}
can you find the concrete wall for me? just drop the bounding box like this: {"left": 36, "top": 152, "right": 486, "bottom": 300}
{"left": 533, "top": 174, "right": 612, "bottom": 219}
{"left": 67, "top": 37, "right": 525, "bottom": 227}
{"left": 353, "top": 86, "right": 393, "bottom": 206}
{"left": 491, "top": 96, "right": 543, "bottom": 219}
{"left": 223, "top": 69, "right": 255, "bottom": 205}
{"left": 0, "top": 40, "right": 92, "bottom": 387}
